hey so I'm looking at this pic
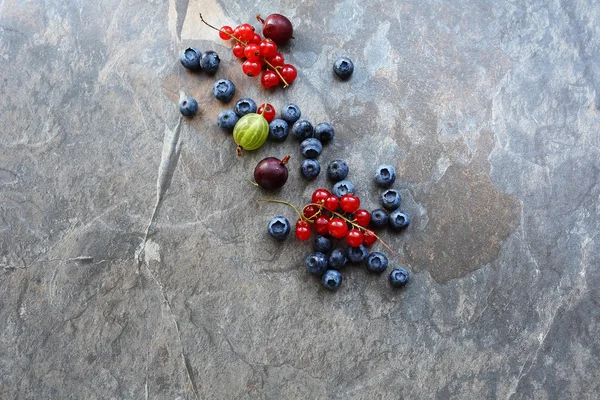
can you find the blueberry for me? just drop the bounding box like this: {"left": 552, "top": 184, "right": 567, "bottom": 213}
{"left": 217, "top": 110, "right": 238, "bottom": 132}
{"left": 267, "top": 119, "right": 288, "bottom": 142}
{"left": 300, "top": 138, "right": 323, "bottom": 159}
{"left": 332, "top": 180, "right": 355, "bottom": 197}
{"left": 314, "top": 123, "right": 335, "bottom": 143}
{"left": 179, "top": 47, "right": 202, "bottom": 70}
{"left": 306, "top": 252, "right": 328, "bottom": 275}
{"left": 375, "top": 164, "right": 396, "bottom": 188}
{"left": 333, "top": 57, "right": 354, "bottom": 79}
{"left": 322, "top": 270, "right": 342, "bottom": 291}
{"left": 267, "top": 216, "right": 290, "bottom": 240}
{"left": 327, "top": 159, "right": 349, "bottom": 181}
{"left": 179, "top": 97, "right": 198, "bottom": 116}
{"left": 328, "top": 248, "right": 347, "bottom": 269}
{"left": 366, "top": 252, "right": 389, "bottom": 273}
{"left": 234, "top": 98, "right": 257, "bottom": 117}
{"left": 389, "top": 268, "right": 409, "bottom": 287}
{"left": 281, "top": 103, "right": 301, "bottom": 124}
{"left": 301, "top": 159, "right": 321, "bottom": 179}
{"left": 381, "top": 189, "right": 401, "bottom": 210}
{"left": 213, "top": 79, "right": 236, "bottom": 102}
{"left": 346, "top": 244, "right": 368, "bottom": 263}
{"left": 389, "top": 210, "right": 410, "bottom": 230}
{"left": 199, "top": 50, "right": 220, "bottom": 73}
{"left": 314, "top": 235, "right": 332, "bottom": 253}
{"left": 291, "top": 119, "right": 314, "bottom": 140}
{"left": 370, "top": 209, "right": 389, "bottom": 228}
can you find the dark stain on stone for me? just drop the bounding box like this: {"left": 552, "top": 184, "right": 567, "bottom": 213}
{"left": 405, "top": 131, "right": 522, "bottom": 283}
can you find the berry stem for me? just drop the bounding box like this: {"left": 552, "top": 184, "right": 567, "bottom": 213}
{"left": 263, "top": 57, "right": 289, "bottom": 88}
{"left": 259, "top": 199, "right": 303, "bottom": 220}
{"left": 280, "top": 155, "right": 290, "bottom": 165}
{"left": 256, "top": 14, "right": 265, "bottom": 24}
{"left": 199, "top": 13, "right": 245, "bottom": 45}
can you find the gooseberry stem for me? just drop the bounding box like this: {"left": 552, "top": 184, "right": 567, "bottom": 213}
{"left": 263, "top": 57, "right": 289, "bottom": 88}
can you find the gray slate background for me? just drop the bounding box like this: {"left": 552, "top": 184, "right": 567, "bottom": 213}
{"left": 1, "top": 0, "right": 599, "bottom": 398}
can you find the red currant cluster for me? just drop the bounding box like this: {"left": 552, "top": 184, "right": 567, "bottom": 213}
{"left": 200, "top": 14, "right": 297, "bottom": 89}
{"left": 295, "top": 188, "right": 378, "bottom": 247}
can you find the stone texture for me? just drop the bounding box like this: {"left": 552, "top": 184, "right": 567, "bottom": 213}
{"left": 1, "top": 0, "right": 599, "bottom": 399}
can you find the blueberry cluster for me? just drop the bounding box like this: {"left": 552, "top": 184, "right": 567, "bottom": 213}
{"left": 177, "top": 48, "right": 222, "bottom": 117}
{"left": 373, "top": 164, "right": 411, "bottom": 231}
{"left": 216, "top": 95, "right": 259, "bottom": 132}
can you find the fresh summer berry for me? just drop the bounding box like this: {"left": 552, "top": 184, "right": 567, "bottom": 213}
{"left": 340, "top": 194, "right": 360, "bottom": 213}
{"left": 233, "top": 25, "right": 242, "bottom": 38}
{"left": 259, "top": 39, "right": 278, "bottom": 58}
{"left": 179, "top": 47, "right": 202, "bottom": 70}
{"left": 312, "top": 188, "right": 331, "bottom": 205}
{"left": 200, "top": 50, "right": 220, "bottom": 73}
{"left": 296, "top": 219, "right": 311, "bottom": 240}
{"left": 333, "top": 57, "right": 354, "bottom": 79}
{"left": 302, "top": 204, "right": 319, "bottom": 219}
{"left": 370, "top": 209, "right": 389, "bottom": 228}
{"left": 346, "top": 244, "right": 368, "bottom": 263}
{"left": 314, "top": 235, "right": 332, "bottom": 253}
{"left": 314, "top": 216, "right": 329, "bottom": 235}
{"left": 254, "top": 156, "right": 289, "bottom": 190}
{"left": 268, "top": 119, "right": 289, "bottom": 141}
{"left": 237, "top": 23, "right": 255, "bottom": 41}
{"left": 250, "top": 33, "right": 262, "bottom": 44}
{"left": 322, "top": 270, "right": 342, "bottom": 291}
{"left": 375, "top": 164, "right": 396, "bottom": 188}
{"left": 232, "top": 43, "right": 246, "bottom": 59}
{"left": 179, "top": 97, "right": 198, "bottom": 116}
{"left": 301, "top": 159, "right": 320, "bottom": 179}
{"left": 300, "top": 138, "right": 323, "bottom": 159}
{"left": 219, "top": 26, "right": 234, "bottom": 40}
{"left": 363, "top": 230, "right": 377, "bottom": 246}
{"left": 324, "top": 195, "right": 339, "bottom": 212}
{"left": 332, "top": 180, "right": 355, "bottom": 197}
{"left": 381, "top": 189, "right": 401, "bottom": 210}
{"left": 345, "top": 229, "right": 364, "bottom": 247}
{"left": 314, "top": 123, "right": 335, "bottom": 143}
{"left": 242, "top": 60, "right": 262, "bottom": 77}
{"left": 389, "top": 210, "right": 410, "bottom": 230}
{"left": 328, "top": 248, "right": 347, "bottom": 269}
{"left": 366, "top": 252, "right": 388, "bottom": 273}
{"left": 233, "top": 113, "right": 269, "bottom": 152}
{"left": 257, "top": 103, "right": 276, "bottom": 123}
{"left": 213, "top": 78, "right": 236, "bottom": 102}
{"left": 281, "top": 64, "right": 298, "bottom": 83}
{"left": 305, "top": 252, "right": 328, "bottom": 275}
{"left": 291, "top": 119, "right": 314, "bottom": 140}
{"left": 281, "top": 104, "right": 301, "bottom": 124}
{"left": 389, "top": 268, "right": 409, "bottom": 287}
{"left": 327, "top": 159, "right": 349, "bottom": 181}
{"left": 244, "top": 43, "right": 261, "bottom": 61}
{"left": 353, "top": 209, "right": 370, "bottom": 227}
{"left": 267, "top": 53, "right": 285, "bottom": 68}
{"left": 328, "top": 218, "right": 348, "bottom": 239}
{"left": 217, "top": 110, "right": 238, "bottom": 132}
{"left": 234, "top": 98, "right": 258, "bottom": 117}
{"left": 267, "top": 216, "right": 290, "bottom": 240}
{"left": 261, "top": 70, "right": 280, "bottom": 88}
{"left": 258, "top": 13, "right": 294, "bottom": 45}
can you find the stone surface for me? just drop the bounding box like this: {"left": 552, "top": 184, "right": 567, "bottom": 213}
{"left": 1, "top": 0, "right": 599, "bottom": 398}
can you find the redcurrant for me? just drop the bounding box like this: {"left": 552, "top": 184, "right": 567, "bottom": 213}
{"left": 314, "top": 216, "right": 330, "bottom": 235}
{"left": 363, "top": 229, "right": 377, "bottom": 247}
{"left": 250, "top": 33, "right": 262, "bottom": 44}
{"left": 261, "top": 70, "right": 280, "bottom": 88}
{"left": 312, "top": 188, "right": 330, "bottom": 205}
{"left": 238, "top": 24, "right": 255, "bottom": 42}
{"left": 324, "top": 195, "right": 339, "bottom": 212}
{"left": 259, "top": 39, "right": 278, "bottom": 58}
{"left": 244, "top": 43, "right": 261, "bottom": 61}
{"left": 232, "top": 43, "right": 246, "bottom": 59}
{"left": 328, "top": 218, "right": 348, "bottom": 239}
{"left": 233, "top": 25, "right": 242, "bottom": 39}
{"left": 281, "top": 64, "right": 297, "bottom": 84}
{"left": 257, "top": 103, "right": 276, "bottom": 123}
{"left": 340, "top": 194, "right": 360, "bottom": 213}
{"left": 354, "top": 209, "right": 370, "bottom": 227}
{"left": 266, "top": 53, "right": 285, "bottom": 68}
{"left": 295, "top": 219, "right": 311, "bottom": 241}
{"left": 302, "top": 204, "right": 319, "bottom": 219}
{"left": 242, "top": 60, "right": 262, "bottom": 77}
{"left": 219, "top": 26, "right": 234, "bottom": 40}
{"left": 345, "top": 229, "right": 364, "bottom": 247}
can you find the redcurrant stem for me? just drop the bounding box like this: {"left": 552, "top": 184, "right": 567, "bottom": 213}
{"left": 263, "top": 58, "right": 289, "bottom": 88}
{"left": 199, "top": 13, "right": 246, "bottom": 46}
{"left": 259, "top": 199, "right": 303, "bottom": 220}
